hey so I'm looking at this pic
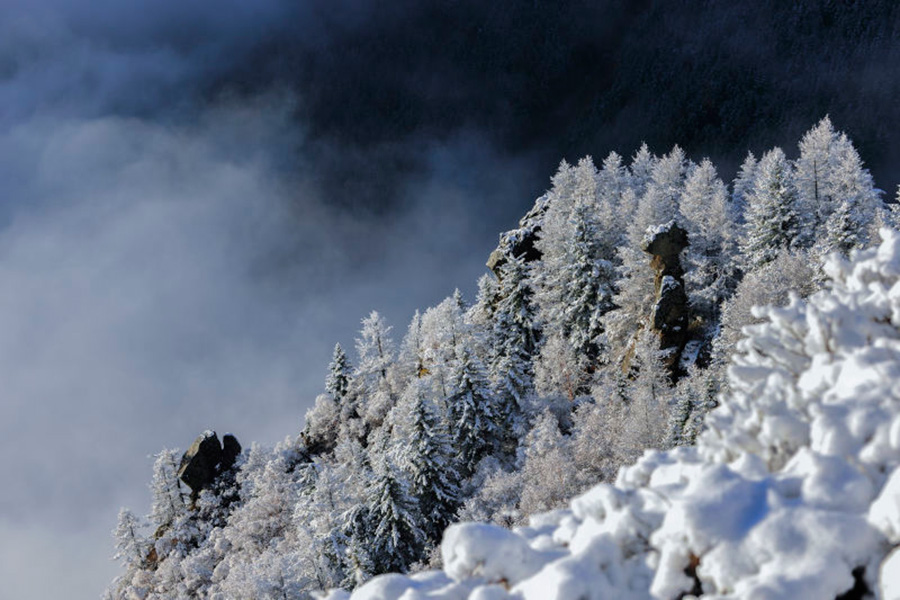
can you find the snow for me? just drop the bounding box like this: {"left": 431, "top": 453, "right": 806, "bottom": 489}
{"left": 880, "top": 547, "right": 900, "bottom": 598}
{"left": 642, "top": 220, "right": 678, "bottom": 247}
{"left": 659, "top": 275, "right": 680, "bottom": 294}
{"left": 348, "top": 230, "right": 900, "bottom": 600}
{"left": 441, "top": 523, "right": 558, "bottom": 586}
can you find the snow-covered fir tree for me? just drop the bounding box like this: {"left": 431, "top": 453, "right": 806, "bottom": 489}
{"left": 739, "top": 147, "right": 801, "bottom": 271}
{"left": 489, "top": 253, "right": 540, "bottom": 443}
{"left": 113, "top": 508, "right": 147, "bottom": 571}
{"left": 446, "top": 340, "right": 502, "bottom": 477}
{"left": 680, "top": 158, "right": 739, "bottom": 320}
{"left": 794, "top": 116, "right": 841, "bottom": 246}
{"left": 353, "top": 311, "right": 396, "bottom": 430}
{"left": 730, "top": 151, "right": 757, "bottom": 222}
{"left": 363, "top": 455, "right": 426, "bottom": 576}
{"left": 326, "top": 343, "right": 352, "bottom": 404}
{"left": 628, "top": 142, "right": 657, "bottom": 198}
{"left": 398, "top": 377, "right": 460, "bottom": 545}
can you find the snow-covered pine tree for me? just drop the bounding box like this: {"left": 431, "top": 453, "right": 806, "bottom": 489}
{"left": 534, "top": 156, "right": 616, "bottom": 381}
{"left": 794, "top": 116, "right": 840, "bottom": 247}
{"left": 814, "top": 134, "right": 881, "bottom": 257}
{"left": 354, "top": 311, "right": 396, "bottom": 430}
{"left": 596, "top": 151, "right": 632, "bottom": 242}
{"left": 292, "top": 460, "right": 349, "bottom": 591}
{"left": 326, "top": 342, "right": 352, "bottom": 404}
{"left": 148, "top": 448, "right": 189, "bottom": 540}
{"left": 628, "top": 142, "right": 657, "bottom": 198}
{"left": 730, "top": 151, "right": 757, "bottom": 222}
{"left": 885, "top": 186, "right": 900, "bottom": 230}
{"left": 113, "top": 508, "right": 147, "bottom": 570}
{"left": 364, "top": 457, "right": 426, "bottom": 576}
{"left": 517, "top": 409, "right": 579, "bottom": 516}
{"left": 619, "top": 331, "right": 671, "bottom": 460}
{"left": 739, "top": 147, "right": 801, "bottom": 271}
{"left": 399, "top": 377, "right": 460, "bottom": 545}
{"left": 820, "top": 195, "right": 861, "bottom": 259}
{"left": 328, "top": 436, "right": 377, "bottom": 587}
{"left": 680, "top": 158, "right": 739, "bottom": 320}
{"left": 303, "top": 342, "right": 353, "bottom": 451}
{"left": 447, "top": 340, "right": 502, "bottom": 477}
{"left": 490, "top": 253, "right": 540, "bottom": 445}
{"left": 666, "top": 365, "right": 717, "bottom": 447}
{"left": 398, "top": 310, "right": 426, "bottom": 385}
{"left": 638, "top": 145, "right": 689, "bottom": 228}
{"left": 420, "top": 293, "right": 469, "bottom": 398}
{"left": 339, "top": 502, "right": 375, "bottom": 588}
{"left": 467, "top": 273, "right": 500, "bottom": 366}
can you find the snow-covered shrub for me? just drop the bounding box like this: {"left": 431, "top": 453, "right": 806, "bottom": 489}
{"left": 346, "top": 230, "right": 900, "bottom": 599}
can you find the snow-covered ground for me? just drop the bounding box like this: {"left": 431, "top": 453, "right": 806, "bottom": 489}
{"left": 337, "top": 230, "right": 900, "bottom": 599}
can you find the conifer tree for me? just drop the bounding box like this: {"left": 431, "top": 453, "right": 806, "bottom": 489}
{"left": 817, "top": 135, "right": 881, "bottom": 255}
{"left": 113, "top": 508, "right": 147, "bottom": 570}
{"left": 535, "top": 156, "right": 616, "bottom": 368}
{"left": 149, "top": 448, "right": 187, "bottom": 531}
{"left": 518, "top": 409, "right": 579, "bottom": 516}
{"left": 681, "top": 158, "right": 739, "bottom": 319}
{"left": 292, "top": 460, "right": 349, "bottom": 591}
{"left": 820, "top": 196, "right": 860, "bottom": 258}
{"left": 490, "top": 254, "right": 540, "bottom": 441}
{"left": 637, "top": 146, "right": 688, "bottom": 228}
{"left": 398, "top": 310, "right": 426, "bottom": 384}
{"left": 795, "top": 116, "right": 840, "bottom": 246}
{"left": 731, "top": 151, "right": 758, "bottom": 222}
{"left": 354, "top": 311, "right": 396, "bottom": 428}
{"left": 364, "top": 459, "right": 425, "bottom": 575}
{"left": 400, "top": 378, "right": 460, "bottom": 544}
{"left": 620, "top": 332, "right": 671, "bottom": 459}
{"left": 665, "top": 366, "right": 717, "bottom": 448}
{"left": 339, "top": 503, "right": 375, "bottom": 588}
{"left": 628, "top": 142, "right": 657, "bottom": 198}
{"left": 447, "top": 341, "right": 501, "bottom": 477}
{"left": 740, "top": 147, "right": 800, "bottom": 271}
{"left": 596, "top": 151, "right": 632, "bottom": 240}
{"left": 420, "top": 294, "right": 468, "bottom": 397}
{"left": 325, "top": 343, "right": 352, "bottom": 403}
{"left": 467, "top": 273, "right": 500, "bottom": 364}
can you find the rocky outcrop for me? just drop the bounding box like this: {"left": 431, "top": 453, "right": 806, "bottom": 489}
{"left": 642, "top": 221, "right": 691, "bottom": 380}
{"left": 178, "top": 430, "right": 241, "bottom": 500}
{"left": 487, "top": 193, "right": 551, "bottom": 276}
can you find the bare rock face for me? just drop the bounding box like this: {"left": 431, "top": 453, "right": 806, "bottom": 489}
{"left": 178, "top": 431, "right": 241, "bottom": 499}
{"left": 487, "top": 193, "right": 551, "bottom": 276}
{"left": 642, "top": 221, "right": 691, "bottom": 380}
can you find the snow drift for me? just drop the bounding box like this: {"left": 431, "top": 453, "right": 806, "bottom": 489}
{"left": 342, "top": 230, "right": 900, "bottom": 599}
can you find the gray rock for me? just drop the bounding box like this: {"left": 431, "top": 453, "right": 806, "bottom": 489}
{"left": 221, "top": 433, "right": 241, "bottom": 472}
{"left": 177, "top": 430, "right": 241, "bottom": 499}
{"left": 487, "top": 193, "right": 551, "bottom": 276}
{"left": 642, "top": 221, "right": 691, "bottom": 381}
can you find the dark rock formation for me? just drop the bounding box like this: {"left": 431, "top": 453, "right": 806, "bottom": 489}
{"left": 178, "top": 430, "right": 242, "bottom": 500}
{"left": 642, "top": 221, "right": 691, "bottom": 381}
{"left": 221, "top": 434, "right": 241, "bottom": 472}
{"left": 487, "top": 193, "right": 550, "bottom": 276}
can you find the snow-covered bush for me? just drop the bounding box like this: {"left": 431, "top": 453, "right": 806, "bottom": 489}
{"left": 346, "top": 230, "right": 900, "bottom": 599}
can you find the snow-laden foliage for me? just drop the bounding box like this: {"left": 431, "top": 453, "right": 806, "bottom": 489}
{"left": 109, "top": 119, "right": 892, "bottom": 600}
{"left": 347, "top": 230, "right": 900, "bottom": 599}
